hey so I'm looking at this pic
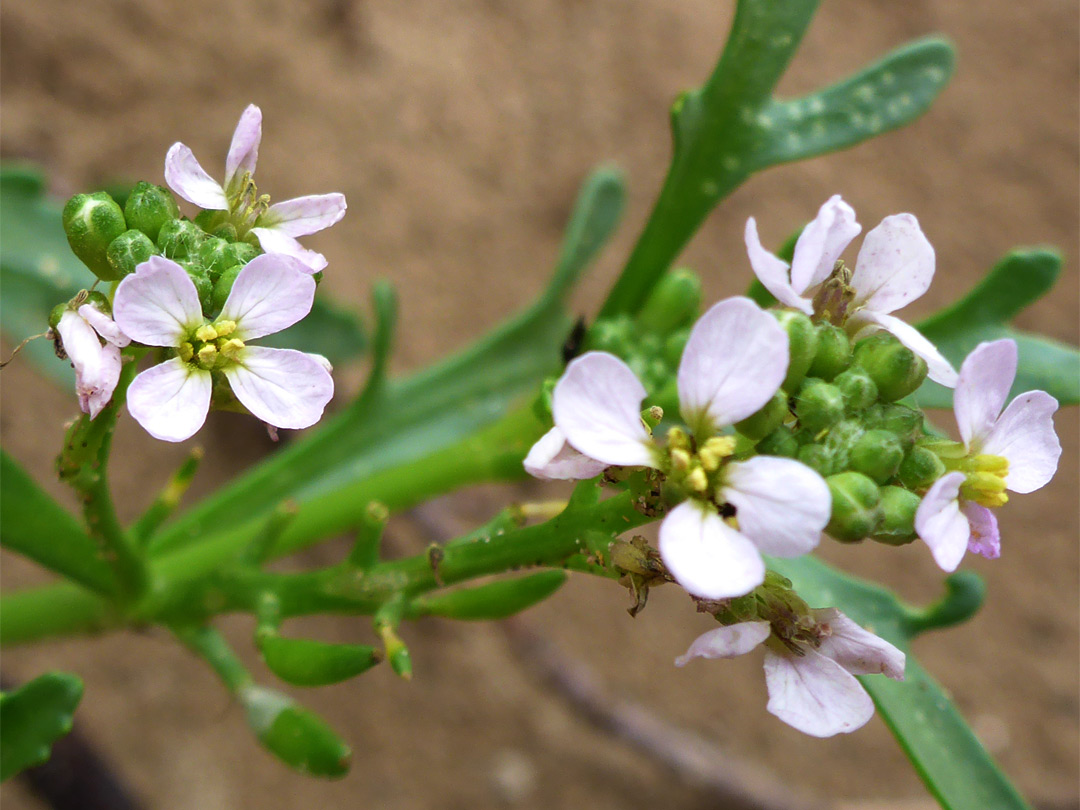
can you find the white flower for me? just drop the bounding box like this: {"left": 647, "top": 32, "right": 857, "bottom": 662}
{"left": 915, "top": 339, "right": 1060, "bottom": 571}
{"left": 745, "top": 195, "right": 957, "bottom": 386}
{"left": 55, "top": 302, "right": 131, "bottom": 419}
{"left": 164, "top": 104, "right": 346, "bottom": 272}
{"left": 525, "top": 297, "right": 832, "bottom": 600}
{"left": 113, "top": 255, "right": 334, "bottom": 442}
{"left": 675, "top": 610, "right": 905, "bottom": 737}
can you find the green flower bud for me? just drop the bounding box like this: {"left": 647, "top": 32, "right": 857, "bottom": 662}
{"left": 157, "top": 219, "right": 207, "bottom": 260}
{"left": 898, "top": 445, "right": 947, "bottom": 489}
{"left": 872, "top": 486, "right": 920, "bottom": 545}
{"left": 821, "top": 418, "right": 864, "bottom": 471}
{"left": 258, "top": 636, "right": 381, "bottom": 687}
{"left": 663, "top": 328, "right": 689, "bottom": 367}
{"left": 865, "top": 403, "right": 923, "bottom": 451}
{"left": 797, "top": 443, "right": 834, "bottom": 476}
{"left": 123, "top": 181, "right": 179, "bottom": 242}
{"left": 757, "top": 425, "right": 798, "bottom": 457}
{"left": 795, "top": 378, "right": 844, "bottom": 433}
{"left": 849, "top": 428, "right": 904, "bottom": 484}
{"left": 211, "top": 263, "right": 243, "bottom": 312}
{"left": 834, "top": 367, "right": 878, "bottom": 413}
{"left": 242, "top": 686, "right": 351, "bottom": 778}
{"left": 224, "top": 241, "right": 259, "bottom": 268}
{"left": 211, "top": 222, "right": 238, "bottom": 241}
{"left": 637, "top": 269, "right": 702, "bottom": 334}
{"left": 106, "top": 229, "right": 158, "bottom": 278}
{"left": 825, "top": 471, "right": 883, "bottom": 542}
{"left": 774, "top": 311, "right": 819, "bottom": 392}
{"left": 198, "top": 237, "right": 233, "bottom": 280}
{"left": 182, "top": 261, "right": 213, "bottom": 312}
{"left": 808, "top": 323, "right": 852, "bottom": 381}
{"left": 48, "top": 302, "right": 68, "bottom": 331}
{"left": 735, "top": 390, "right": 788, "bottom": 440}
{"left": 585, "top": 314, "right": 633, "bottom": 354}
{"left": 62, "top": 192, "right": 127, "bottom": 280}
{"left": 852, "top": 332, "right": 929, "bottom": 402}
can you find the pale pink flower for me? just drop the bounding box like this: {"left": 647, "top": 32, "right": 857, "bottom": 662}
{"left": 164, "top": 104, "right": 346, "bottom": 272}
{"left": 113, "top": 255, "right": 334, "bottom": 442}
{"left": 745, "top": 195, "right": 957, "bottom": 386}
{"left": 55, "top": 302, "right": 131, "bottom": 419}
{"left": 676, "top": 610, "right": 905, "bottom": 737}
{"left": 915, "top": 339, "right": 1060, "bottom": 571}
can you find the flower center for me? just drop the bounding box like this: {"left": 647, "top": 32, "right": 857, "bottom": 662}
{"left": 178, "top": 319, "right": 245, "bottom": 370}
{"left": 226, "top": 172, "right": 271, "bottom": 236}
{"left": 810, "top": 260, "right": 857, "bottom": 325}
{"left": 926, "top": 441, "right": 1010, "bottom": 508}
{"left": 663, "top": 427, "right": 737, "bottom": 500}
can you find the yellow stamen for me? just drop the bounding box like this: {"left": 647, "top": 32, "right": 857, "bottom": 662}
{"left": 670, "top": 448, "right": 692, "bottom": 472}
{"left": 178, "top": 342, "right": 195, "bottom": 362}
{"left": 961, "top": 471, "right": 1010, "bottom": 508}
{"left": 699, "top": 436, "right": 737, "bottom": 472}
{"left": 219, "top": 338, "right": 245, "bottom": 358}
{"left": 214, "top": 319, "right": 237, "bottom": 337}
{"left": 970, "top": 453, "right": 1008, "bottom": 475}
{"left": 685, "top": 466, "right": 709, "bottom": 495}
{"left": 195, "top": 324, "right": 218, "bottom": 342}
{"left": 197, "top": 344, "right": 218, "bottom": 367}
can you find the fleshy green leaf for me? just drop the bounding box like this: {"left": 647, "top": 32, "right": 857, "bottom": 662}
{"left": 0, "top": 671, "right": 84, "bottom": 781}
{"left": 258, "top": 636, "right": 381, "bottom": 687}
{"left": 409, "top": 571, "right": 567, "bottom": 620}
{"left": 241, "top": 685, "right": 351, "bottom": 778}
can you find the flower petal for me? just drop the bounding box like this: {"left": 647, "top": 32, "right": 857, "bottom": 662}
{"left": 851, "top": 310, "right": 958, "bottom": 387}
{"left": 914, "top": 472, "right": 970, "bottom": 572}
{"left": 57, "top": 311, "right": 120, "bottom": 419}
{"left": 219, "top": 254, "right": 316, "bottom": 340}
{"left": 523, "top": 426, "right": 609, "bottom": 481}
{"left": 164, "top": 143, "right": 229, "bottom": 210}
{"left": 674, "top": 621, "right": 771, "bottom": 667}
{"left": 961, "top": 502, "right": 1001, "bottom": 560}
{"left": 720, "top": 457, "right": 830, "bottom": 557}
{"left": 789, "top": 195, "right": 861, "bottom": 293}
{"left": 954, "top": 339, "right": 1017, "bottom": 448}
{"left": 813, "top": 609, "right": 906, "bottom": 680}
{"left": 658, "top": 501, "right": 766, "bottom": 600}
{"left": 744, "top": 217, "right": 813, "bottom": 313}
{"left": 112, "top": 256, "right": 203, "bottom": 346}
{"left": 78, "top": 304, "right": 130, "bottom": 347}
{"left": 851, "top": 213, "right": 934, "bottom": 314}
{"left": 224, "top": 104, "right": 262, "bottom": 193}
{"left": 249, "top": 227, "right": 328, "bottom": 273}
{"left": 677, "top": 297, "right": 789, "bottom": 432}
{"left": 84, "top": 343, "right": 122, "bottom": 419}
{"left": 763, "top": 648, "right": 875, "bottom": 737}
{"left": 127, "top": 358, "right": 212, "bottom": 442}
{"left": 260, "top": 194, "right": 347, "bottom": 237}
{"left": 981, "top": 390, "right": 1061, "bottom": 493}
{"left": 223, "top": 347, "right": 334, "bottom": 430}
{"left": 551, "top": 352, "right": 655, "bottom": 468}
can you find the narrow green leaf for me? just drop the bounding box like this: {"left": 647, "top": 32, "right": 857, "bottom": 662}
{"left": 0, "top": 672, "right": 84, "bottom": 781}
{"left": 258, "top": 636, "right": 381, "bottom": 687}
{"left": 410, "top": 570, "right": 567, "bottom": 621}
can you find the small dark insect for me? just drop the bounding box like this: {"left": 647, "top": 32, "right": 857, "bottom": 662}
{"left": 561, "top": 317, "right": 588, "bottom": 363}
{"left": 719, "top": 502, "right": 737, "bottom": 519}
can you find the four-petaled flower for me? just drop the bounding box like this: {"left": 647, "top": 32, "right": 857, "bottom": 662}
{"left": 745, "top": 195, "right": 958, "bottom": 386}
{"left": 55, "top": 301, "right": 131, "bottom": 419}
{"left": 914, "top": 339, "right": 1060, "bottom": 571}
{"left": 164, "top": 104, "right": 346, "bottom": 273}
{"left": 675, "top": 610, "right": 905, "bottom": 737}
{"left": 524, "top": 297, "right": 832, "bottom": 600}
{"left": 113, "top": 254, "right": 334, "bottom": 442}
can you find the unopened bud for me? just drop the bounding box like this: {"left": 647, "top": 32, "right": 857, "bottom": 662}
{"left": 865, "top": 403, "right": 923, "bottom": 451}
{"left": 825, "top": 471, "right": 883, "bottom": 542}
{"left": 898, "top": 445, "right": 946, "bottom": 489}
{"left": 183, "top": 261, "right": 213, "bottom": 311}
{"left": 834, "top": 367, "right": 878, "bottom": 413}
{"left": 637, "top": 268, "right": 703, "bottom": 334}
{"left": 797, "top": 443, "right": 834, "bottom": 476}
{"left": 198, "top": 237, "right": 234, "bottom": 280}
{"left": 774, "top": 311, "right": 819, "bottom": 392}
{"left": 158, "top": 219, "right": 207, "bottom": 260}
{"left": 212, "top": 222, "right": 239, "bottom": 241}
{"left": 795, "top": 378, "right": 844, "bottom": 433}
{"left": 872, "top": 486, "right": 920, "bottom": 545}
{"left": 48, "top": 302, "right": 68, "bottom": 331}
{"left": 756, "top": 425, "right": 798, "bottom": 457}
{"left": 62, "top": 192, "right": 128, "bottom": 280}
{"left": 664, "top": 328, "right": 690, "bottom": 367}
{"left": 212, "top": 263, "right": 243, "bottom": 311}
{"left": 808, "top": 323, "right": 852, "bottom": 381}
{"left": 123, "top": 181, "right": 179, "bottom": 242}
{"left": 106, "top": 229, "right": 158, "bottom": 278}
{"left": 585, "top": 314, "right": 633, "bottom": 354}
{"left": 734, "top": 390, "right": 788, "bottom": 440}
{"left": 852, "top": 332, "right": 928, "bottom": 402}
{"left": 225, "top": 241, "right": 259, "bottom": 268}
{"left": 849, "top": 429, "right": 904, "bottom": 484}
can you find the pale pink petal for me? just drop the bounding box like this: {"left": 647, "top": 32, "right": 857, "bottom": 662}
{"left": 851, "top": 310, "right": 958, "bottom": 387}
{"left": 813, "top": 609, "right": 906, "bottom": 680}
{"left": 57, "top": 311, "right": 119, "bottom": 419}
{"left": 914, "top": 472, "right": 970, "bottom": 572}
{"left": 223, "top": 347, "right": 334, "bottom": 430}
{"left": 113, "top": 256, "right": 204, "bottom": 346}
{"left": 981, "top": 390, "right": 1061, "bottom": 493}
{"left": 851, "top": 214, "right": 934, "bottom": 314}
{"left": 677, "top": 297, "right": 789, "bottom": 432}
{"left": 224, "top": 104, "right": 262, "bottom": 192}
{"left": 954, "top": 340, "right": 1017, "bottom": 448}
{"left": 674, "top": 622, "right": 771, "bottom": 667}
{"left": 219, "top": 254, "right": 316, "bottom": 340}
{"left": 309, "top": 353, "right": 334, "bottom": 374}
{"left": 789, "top": 195, "right": 861, "bottom": 292}
{"left": 259, "top": 194, "right": 347, "bottom": 237}
{"left": 658, "top": 501, "right": 766, "bottom": 600}
{"left": 164, "top": 143, "right": 229, "bottom": 210}
{"left": 961, "top": 502, "right": 1001, "bottom": 559}
{"left": 249, "top": 227, "right": 328, "bottom": 273}
{"left": 84, "top": 344, "right": 122, "bottom": 419}
{"left": 127, "top": 358, "right": 212, "bottom": 442}
{"left": 744, "top": 218, "right": 813, "bottom": 313}
{"left": 523, "top": 426, "right": 609, "bottom": 481}
{"left": 719, "top": 457, "right": 830, "bottom": 557}
{"left": 78, "top": 304, "right": 130, "bottom": 347}
{"left": 763, "top": 648, "right": 875, "bottom": 737}
{"left": 551, "top": 352, "right": 655, "bottom": 468}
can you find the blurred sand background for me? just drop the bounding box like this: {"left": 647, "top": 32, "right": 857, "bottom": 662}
{"left": 1, "top": 1, "right": 1077, "bottom": 808}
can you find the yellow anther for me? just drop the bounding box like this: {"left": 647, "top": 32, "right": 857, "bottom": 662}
{"left": 197, "top": 344, "right": 218, "bottom": 366}
{"left": 961, "top": 471, "right": 1010, "bottom": 509}
{"left": 195, "top": 324, "right": 218, "bottom": 342}
{"left": 214, "top": 319, "right": 237, "bottom": 337}
{"left": 685, "top": 466, "right": 709, "bottom": 494}
{"left": 699, "top": 436, "right": 737, "bottom": 471}
{"left": 178, "top": 342, "right": 195, "bottom": 362}
{"left": 219, "top": 338, "right": 246, "bottom": 358}
{"left": 970, "top": 454, "right": 1008, "bottom": 475}
{"left": 666, "top": 426, "right": 691, "bottom": 452}
{"left": 670, "top": 448, "right": 692, "bottom": 472}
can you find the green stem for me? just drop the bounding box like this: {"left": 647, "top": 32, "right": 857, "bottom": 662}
{"left": 173, "top": 624, "right": 252, "bottom": 693}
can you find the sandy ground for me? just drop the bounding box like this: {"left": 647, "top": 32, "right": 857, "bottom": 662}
{"left": 1, "top": 1, "right": 1077, "bottom": 808}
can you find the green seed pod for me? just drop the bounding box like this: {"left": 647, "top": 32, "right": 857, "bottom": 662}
{"left": 123, "top": 181, "right": 179, "bottom": 242}
{"left": 872, "top": 486, "right": 921, "bottom": 546}
{"left": 795, "top": 378, "right": 844, "bottom": 433}
{"left": 735, "top": 390, "right": 788, "bottom": 440}
{"left": 224, "top": 241, "right": 259, "bottom": 268}
{"left": 808, "top": 323, "right": 852, "bottom": 381}
{"left": 756, "top": 425, "right": 798, "bottom": 457}
{"left": 182, "top": 261, "right": 214, "bottom": 312}
{"left": 849, "top": 428, "right": 905, "bottom": 484}
{"left": 797, "top": 443, "right": 834, "bottom": 476}
{"left": 198, "top": 237, "right": 233, "bottom": 280}
{"left": 413, "top": 571, "right": 567, "bottom": 621}
{"left": 851, "top": 332, "right": 929, "bottom": 402}
{"left": 636, "top": 268, "right": 703, "bottom": 334}
{"left": 898, "top": 445, "right": 947, "bottom": 490}
{"left": 106, "top": 229, "right": 158, "bottom": 278}
{"left": 211, "top": 263, "right": 242, "bottom": 312}
{"left": 259, "top": 636, "right": 382, "bottom": 687}
{"left": 774, "top": 311, "right": 819, "bottom": 392}
{"left": 62, "top": 192, "right": 128, "bottom": 280}
{"left": 157, "top": 219, "right": 207, "bottom": 260}
{"left": 242, "top": 686, "right": 351, "bottom": 778}
{"left": 834, "top": 367, "right": 878, "bottom": 413}
{"left": 825, "top": 471, "right": 883, "bottom": 542}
